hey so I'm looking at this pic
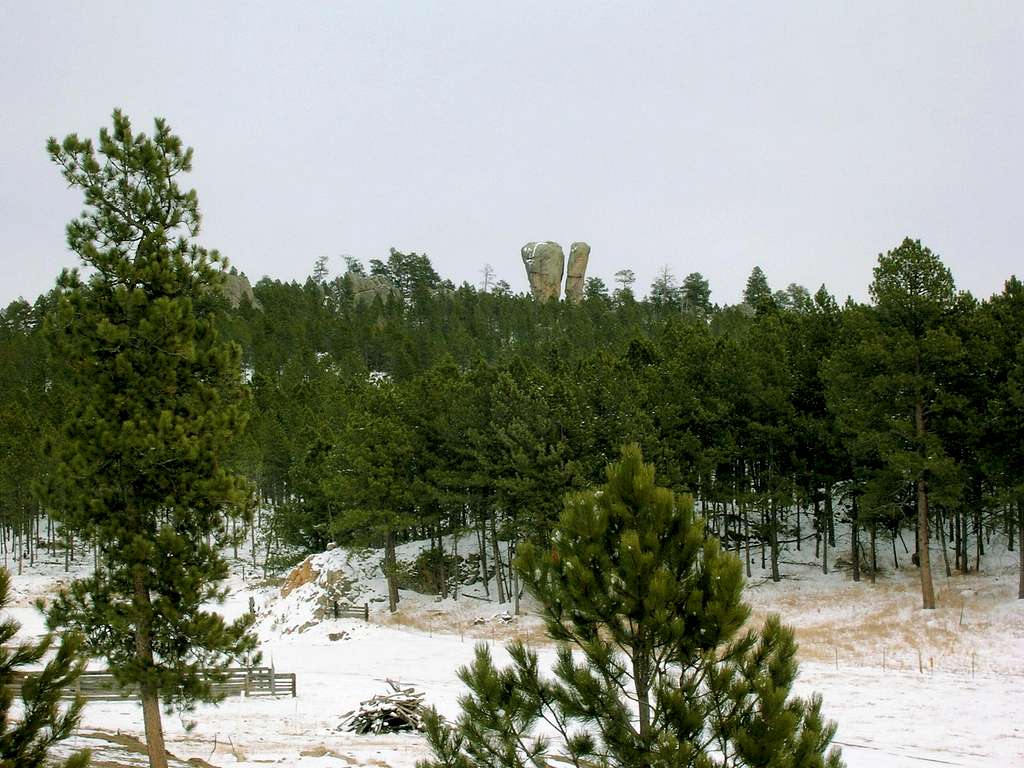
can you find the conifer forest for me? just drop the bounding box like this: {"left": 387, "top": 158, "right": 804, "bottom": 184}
{"left": 4, "top": 229, "right": 1022, "bottom": 609}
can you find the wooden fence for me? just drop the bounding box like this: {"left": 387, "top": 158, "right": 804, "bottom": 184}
{"left": 333, "top": 602, "right": 369, "bottom": 621}
{"left": 8, "top": 666, "right": 296, "bottom": 701}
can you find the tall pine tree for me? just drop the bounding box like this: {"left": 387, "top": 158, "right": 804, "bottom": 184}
{"left": 43, "top": 110, "right": 256, "bottom": 768}
{"left": 827, "top": 239, "right": 960, "bottom": 609}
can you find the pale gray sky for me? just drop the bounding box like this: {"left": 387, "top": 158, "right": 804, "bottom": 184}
{"left": 2, "top": 2, "right": 1021, "bottom": 308}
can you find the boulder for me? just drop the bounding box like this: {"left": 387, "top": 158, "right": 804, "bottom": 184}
{"left": 279, "top": 554, "right": 359, "bottom": 622}
{"left": 281, "top": 555, "right": 317, "bottom": 598}
{"left": 521, "top": 242, "right": 565, "bottom": 302}
{"left": 222, "top": 271, "right": 260, "bottom": 309}
{"left": 345, "top": 271, "right": 401, "bottom": 305}
{"left": 564, "top": 242, "right": 591, "bottom": 303}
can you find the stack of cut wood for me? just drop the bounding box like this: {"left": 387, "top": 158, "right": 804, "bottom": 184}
{"left": 338, "top": 679, "right": 426, "bottom": 734}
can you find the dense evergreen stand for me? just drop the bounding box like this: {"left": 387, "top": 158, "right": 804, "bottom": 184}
{"left": 7, "top": 239, "right": 1022, "bottom": 613}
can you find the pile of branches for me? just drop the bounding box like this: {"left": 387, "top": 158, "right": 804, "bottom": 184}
{"left": 472, "top": 611, "right": 515, "bottom": 626}
{"left": 338, "top": 679, "right": 426, "bottom": 734}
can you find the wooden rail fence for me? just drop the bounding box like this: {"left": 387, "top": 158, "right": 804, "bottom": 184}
{"left": 7, "top": 666, "right": 296, "bottom": 701}
{"left": 333, "top": 602, "right": 370, "bottom": 621}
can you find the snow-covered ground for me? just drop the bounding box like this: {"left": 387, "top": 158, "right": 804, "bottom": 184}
{"left": 8, "top": 531, "right": 1023, "bottom": 768}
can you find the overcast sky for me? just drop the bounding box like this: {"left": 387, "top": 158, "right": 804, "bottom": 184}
{"left": 2, "top": 2, "right": 1021, "bottom": 308}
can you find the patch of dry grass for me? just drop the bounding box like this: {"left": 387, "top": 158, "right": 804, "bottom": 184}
{"left": 745, "top": 569, "right": 1022, "bottom": 675}
{"left": 375, "top": 563, "right": 1022, "bottom": 677}
{"left": 377, "top": 602, "right": 550, "bottom": 645}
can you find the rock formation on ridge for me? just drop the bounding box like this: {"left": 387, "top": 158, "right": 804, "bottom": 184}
{"left": 564, "top": 242, "right": 591, "bottom": 303}
{"left": 222, "top": 271, "right": 260, "bottom": 309}
{"left": 345, "top": 270, "right": 401, "bottom": 306}
{"left": 521, "top": 241, "right": 591, "bottom": 302}
{"left": 521, "top": 242, "right": 566, "bottom": 302}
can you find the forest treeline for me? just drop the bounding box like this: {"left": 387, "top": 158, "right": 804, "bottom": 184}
{"left": 2, "top": 239, "right": 1023, "bottom": 608}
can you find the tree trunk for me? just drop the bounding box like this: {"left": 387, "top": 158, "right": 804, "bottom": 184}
{"left": 742, "top": 498, "right": 751, "bottom": 578}
{"left": 936, "top": 506, "right": 952, "bottom": 578}
{"left": 827, "top": 486, "right": 836, "bottom": 547}
{"left": 437, "top": 528, "right": 448, "bottom": 599}
{"left": 950, "top": 507, "right": 958, "bottom": 573}
{"left": 385, "top": 531, "right": 399, "bottom": 613}
{"left": 814, "top": 496, "right": 821, "bottom": 558}
{"left": 631, "top": 639, "right": 651, "bottom": 741}
{"left": 263, "top": 521, "right": 273, "bottom": 578}
{"left": 452, "top": 527, "right": 460, "bottom": 601}
{"left": 869, "top": 523, "right": 877, "bottom": 584}
{"left": 769, "top": 499, "right": 780, "bottom": 583}
{"left": 975, "top": 505, "right": 983, "bottom": 572}
{"left": 1018, "top": 500, "right": 1023, "bottom": 600}
{"left": 915, "top": 401, "right": 936, "bottom": 610}
{"left": 851, "top": 495, "right": 860, "bottom": 583}
{"left": 823, "top": 487, "right": 832, "bottom": 575}
{"left": 734, "top": 499, "right": 742, "bottom": 555}
{"left": 961, "top": 510, "right": 969, "bottom": 573}
{"left": 477, "top": 515, "right": 489, "bottom": 597}
{"left": 511, "top": 539, "right": 521, "bottom": 615}
{"left": 760, "top": 503, "right": 766, "bottom": 571}
{"left": 133, "top": 570, "right": 169, "bottom": 768}
{"left": 491, "top": 516, "right": 506, "bottom": 604}
{"left": 250, "top": 510, "right": 258, "bottom": 571}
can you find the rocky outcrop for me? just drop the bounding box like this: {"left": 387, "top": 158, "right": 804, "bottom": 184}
{"left": 280, "top": 553, "right": 358, "bottom": 621}
{"left": 564, "top": 242, "right": 591, "bottom": 303}
{"left": 281, "top": 555, "right": 318, "bottom": 598}
{"left": 521, "top": 242, "right": 565, "bottom": 302}
{"left": 222, "top": 271, "right": 260, "bottom": 309}
{"left": 521, "top": 241, "right": 591, "bottom": 302}
{"left": 345, "top": 271, "right": 401, "bottom": 305}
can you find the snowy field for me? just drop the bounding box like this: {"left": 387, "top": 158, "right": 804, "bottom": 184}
{"left": 6, "top": 532, "right": 1023, "bottom": 768}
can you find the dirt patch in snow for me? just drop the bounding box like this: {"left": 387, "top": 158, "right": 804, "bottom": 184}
{"left": 50, "top": 729, "right": 216, "bottom": 768}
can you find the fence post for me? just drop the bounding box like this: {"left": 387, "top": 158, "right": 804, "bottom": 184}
{"left": 363, "top": 603, "right": 368, "bottom": 622}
